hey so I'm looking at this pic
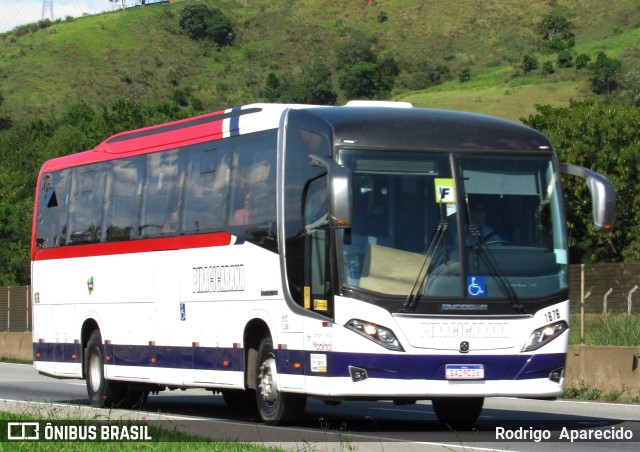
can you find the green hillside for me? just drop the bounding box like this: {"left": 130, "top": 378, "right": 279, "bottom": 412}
{"left": 0, "top": 0, "right": 638, "bottom": 122}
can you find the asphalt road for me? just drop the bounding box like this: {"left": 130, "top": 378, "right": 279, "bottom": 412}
{"left": 1, "top": 362, "right": 639, "bottom": 451}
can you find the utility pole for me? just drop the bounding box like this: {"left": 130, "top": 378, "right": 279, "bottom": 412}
{"left": 42, "top": 0, "right": 54, "bottom": 21}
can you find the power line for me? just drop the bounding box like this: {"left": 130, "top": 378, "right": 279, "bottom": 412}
{"left": 42, "top": 0, "right": 54, "bottom": 21}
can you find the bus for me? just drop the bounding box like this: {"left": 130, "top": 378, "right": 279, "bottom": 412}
{"left": 31, "top": 102, "right": 615, "bottom": 426}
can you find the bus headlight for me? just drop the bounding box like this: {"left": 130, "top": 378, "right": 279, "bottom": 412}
{"left": 522, "top": 321, "right": 568, "bottom": 352}
{"left": 345, "top": 319, "right": 404, "bottom": 351}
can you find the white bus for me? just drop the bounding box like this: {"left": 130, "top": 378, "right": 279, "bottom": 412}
{"left": 31, "top": 102, "right": 615, "bottom": 425}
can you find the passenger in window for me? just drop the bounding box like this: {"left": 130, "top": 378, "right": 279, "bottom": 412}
{"left": 232, "top": 193, "right": 251, "bottom": 225}
{"left": 161, "top": 205, "right": 179, "bottom": 234}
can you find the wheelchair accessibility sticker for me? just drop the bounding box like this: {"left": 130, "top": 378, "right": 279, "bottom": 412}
{"left": 467, "top": 276, "right": 486, "bottom": 297}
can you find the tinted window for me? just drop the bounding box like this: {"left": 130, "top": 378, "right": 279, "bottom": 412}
{"left": 66, "top": 164, "right": 106, "bottom": 245}
{"left": 140, "top": 149, "right": 185, "bottom": 238}
{"left": 36, "top": 169, "right": 71, "bottom": 248}
{"left": 183, "top": 146, "right": 231, "bottom": 234}
{"left": 105, "top": 157, "right": 145, "bottom": 242}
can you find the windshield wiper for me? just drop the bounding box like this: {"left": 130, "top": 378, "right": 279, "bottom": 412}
{"left": 403, "top": 201, "right": 448, "bottom": 311}
{"left": 464, "top": 197, "right": 525, "bottom": 312}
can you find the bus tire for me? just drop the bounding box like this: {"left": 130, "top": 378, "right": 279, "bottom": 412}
{"left": 431, "top": 397, "right": 484, "bottom": 428}
{"left": 85, "top": 330, "right": 127, "bottom": 408}
{"left": 255, "top": 336, "right": 306, "bottom": 425}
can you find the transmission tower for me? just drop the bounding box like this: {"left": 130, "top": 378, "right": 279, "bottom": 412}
{"left": 42, "top": 0, "right": 54, "bottom": 21}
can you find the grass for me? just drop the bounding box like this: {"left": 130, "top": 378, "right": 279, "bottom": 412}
{"left": 563, "top": 381, "right": 639, "bottom": 404}
{"left": 569, "top": 313, "right": 640, "bottom": 346}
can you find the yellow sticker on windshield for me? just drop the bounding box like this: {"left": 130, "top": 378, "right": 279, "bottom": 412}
{"left": 434, "top": 178, "right": 456, "bottom": 203}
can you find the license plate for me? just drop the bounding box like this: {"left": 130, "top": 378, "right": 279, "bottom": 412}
{"left": 445, "top": 364, "right": 484, "bottom": 380}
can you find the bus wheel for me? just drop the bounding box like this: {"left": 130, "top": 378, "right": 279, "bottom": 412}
{"left": 431, "top": 397, "right": 484, "bottom": 428}
{"left": 255, "top": 336, "right": 306, "bottom": 425}
{"left": 85, "top": 330, "right": 127, "bottom": 408}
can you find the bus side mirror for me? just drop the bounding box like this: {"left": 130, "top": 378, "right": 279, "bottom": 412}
{"left": 309, "top": 154, "right": 353, "bottom": 228}
{"left": 560, "top": 163, "right": 616, "bottom": 233}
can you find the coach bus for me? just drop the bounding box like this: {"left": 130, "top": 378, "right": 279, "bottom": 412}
{"left": 31, "top": 102, "right": 615, "bottom": 426}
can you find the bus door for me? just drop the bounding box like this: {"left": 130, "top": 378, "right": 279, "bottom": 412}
{"left": 302, "top": 175, "right": 333, "bottom": 318}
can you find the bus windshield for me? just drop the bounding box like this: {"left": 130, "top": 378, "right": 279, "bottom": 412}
{"left": 339, "top": 149, "right": 568, "bottom": 300}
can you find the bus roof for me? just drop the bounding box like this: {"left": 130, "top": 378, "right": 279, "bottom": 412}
{"left": 38, "top": 104, "right": 291, "bottom": 173}
{"left": 291, "top": 105, "right": 553, "bottom": 152}
{"left": 38, "top": 103, "right": 553, "bottom": 174}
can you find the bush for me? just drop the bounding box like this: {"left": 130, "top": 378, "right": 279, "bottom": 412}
{"left": 279, "top": 60, "right": 337, "bottom": 105}
{"left": 522, "top": 54, "right": 538, "bottom": 73}
{"left": 575, "top": 53, "right": 591, "bottom": 69}
{"left": 459, "top": 68, "right": 471, "bottom": 83}
{"left": 557, "top": 49, "right": 573, "bottom": 68}
{"left": 178, "top": 4, "right": 234, "bottom": 46}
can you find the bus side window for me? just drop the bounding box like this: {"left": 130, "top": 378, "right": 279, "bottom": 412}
{"left": 140, "top": 150, "right": 185, "bottom": 238}
{"left": 67, "top": 165, "right": 106, "bottom": 245}
{"left": 105, "top": 157, "right": 144, "bottom": 242}
{"left": 36, "top": 169, "right": 70, "bottom": 248}
{"left": 183, "top": 147, "right": 230, "bottom": 234}
{"left": 227, "top": 131, "right": 277, "bottom": 242}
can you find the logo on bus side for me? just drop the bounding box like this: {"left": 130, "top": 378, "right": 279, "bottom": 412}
{"left": 87, "top": 276, "right": 94, "bottom": 295}
{"left": 192, "top": 265, "right": 245, "bottom": 293}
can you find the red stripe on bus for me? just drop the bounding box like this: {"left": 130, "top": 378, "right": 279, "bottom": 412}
{"left": 32, "top": 232, "right": 234, "bottom": 261}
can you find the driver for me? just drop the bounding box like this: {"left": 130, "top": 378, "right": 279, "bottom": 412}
{"left": 466, "top": 202, "right": 501, "bottom": 245}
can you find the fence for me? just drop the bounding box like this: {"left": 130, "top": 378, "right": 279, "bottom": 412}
{"left": 568, "top": 263, "right": 640, "bottom": 315}
{"left": 1, "top": 263, "right": 639, "bottom": 333}
{"left": 0, "top": 286, "right": 31, "bottom": 332}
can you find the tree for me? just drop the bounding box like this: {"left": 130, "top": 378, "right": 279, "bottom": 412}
{"left": 263, "top": 72, "right": 281, "bottom": 102}
{"left": 395, "top": 57, "right": 450, "bottom": 90}
{"left": 338, "top": 57, "right": 398, "bottom": 100}
{"left": 625, "top": 70, "right": 640, "bottom": 106}
{"left": 206, "top": 8, "right": 235, "bottom": 46}
{"left": 535, "top": 8, "right": 575, "bottom": 51}
{"left": 339, "top": 62, "right": 379, "bottom": 99}
{"left": 280, "top": 60, "right": 337, "bottom": 105}
{"left": 523, "top": 100, "right": 640, "bottom": 263}
{"left": 459, "top": 68, "right": 471, "bottom": 83}
{"left": 334, "top": 32, "right": 378, "bottom": 70}
{"left": 557, "top": 50, "right": 573, "bottom": 68}
{"left": 575, "top": 53, "right": 591, "bottom": 69}
{"left": 178, "top": 4, "right": 234, "bottom": 46}
{"left": 334, "top": 32, "right": 398, "bottom": 99}
{"left": 542, "top": 61, "right": 555, "bottom": 75}
{"left": 522, "top": 54, "right": 538, "bottom": 73}
{"left": 590, "top": 52, "right": 622, "bottom": 95}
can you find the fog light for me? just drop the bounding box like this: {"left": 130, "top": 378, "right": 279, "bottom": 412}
{"left": 349, "top": 366, "right": 368, "bottom": 382}
{"left": 549, "top": 367, "right": 564, "bottom": 383}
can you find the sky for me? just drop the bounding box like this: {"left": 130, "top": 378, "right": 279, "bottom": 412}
{"left": 0, "top": 1, "right": 128, "bottom": 33}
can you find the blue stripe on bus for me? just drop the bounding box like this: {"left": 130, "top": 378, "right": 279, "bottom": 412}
{"left": 292, "top": 350, "right": 565, "bottom": 381}
{"left": 229, "top": 107, "right": 242, "bottom": 136}
{"left": 33, "top": 342, "right": 563, "bottom": 381}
